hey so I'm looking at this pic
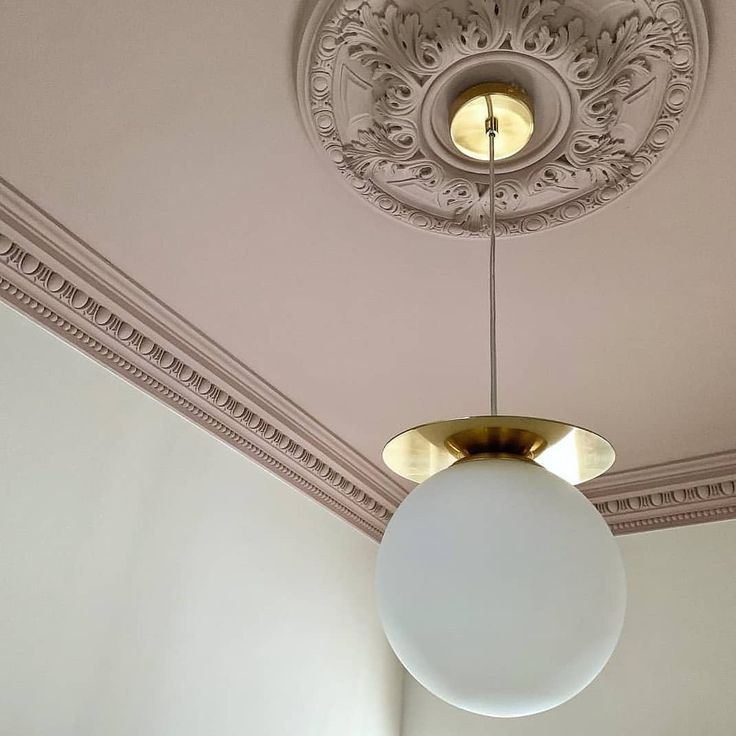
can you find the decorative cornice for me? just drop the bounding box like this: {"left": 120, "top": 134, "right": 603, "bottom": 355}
{"left": 581, "top": 450, "right": 736, "bottom": 534}
{"left": 0, "top": 178, "right": 406, "bottom": 541}
{"left": 0, "top": 177, "right": 734, "bottom": 538}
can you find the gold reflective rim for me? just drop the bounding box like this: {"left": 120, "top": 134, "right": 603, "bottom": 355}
{"left": 382, "top": 416, "right": 615, "bottom": 486}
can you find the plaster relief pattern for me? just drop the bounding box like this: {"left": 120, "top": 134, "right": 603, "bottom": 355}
{"left": 596, "top": 481, "right": 736, "bottom": 533}
{"left": 583, "top": 452, "right": 736, "bottom": 534}
{"left": 297, "top": 0, "right": 707, "bottom": 236}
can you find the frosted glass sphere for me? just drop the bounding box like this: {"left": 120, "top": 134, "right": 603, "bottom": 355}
{"left": 376, "top": 457, "right": 626, "bottom": 718}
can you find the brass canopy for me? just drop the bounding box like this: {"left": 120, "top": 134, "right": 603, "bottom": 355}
{"left": 449, "top": 83, "right": 534, "bottom": 161}
{"left": 383, "top": 416, "right": 615, "bottom": 486}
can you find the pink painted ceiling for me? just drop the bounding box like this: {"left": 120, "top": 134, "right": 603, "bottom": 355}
{"left": 0, "top": 0, "right": 734, "bottom": 478}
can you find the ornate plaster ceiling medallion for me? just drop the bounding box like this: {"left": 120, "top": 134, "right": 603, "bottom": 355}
{"left": 297, "top": 0, "right": 707, "bottom": 237}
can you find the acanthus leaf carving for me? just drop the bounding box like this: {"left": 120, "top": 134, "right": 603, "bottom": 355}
{"left": 298, "top": 0, "right": 706, "bottom": 236}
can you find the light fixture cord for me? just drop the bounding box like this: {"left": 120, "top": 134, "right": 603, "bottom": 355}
{"left": 486, "top": 99, "right": 499, "bottom": 415}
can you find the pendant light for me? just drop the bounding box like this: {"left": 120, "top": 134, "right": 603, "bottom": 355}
{"left": 375, "top": 85, "right": 626, "bottom": 719}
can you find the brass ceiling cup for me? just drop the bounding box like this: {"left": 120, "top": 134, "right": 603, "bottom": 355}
{"left": 383, "top": 416, "right": 615, "bottom": 486}
{"left": 449, "top": 83, "right": 534, "bottom": 161}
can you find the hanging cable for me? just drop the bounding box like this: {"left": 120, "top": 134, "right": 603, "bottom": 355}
{"left": 485, "top": 98, "right": 499, "bottom": 415}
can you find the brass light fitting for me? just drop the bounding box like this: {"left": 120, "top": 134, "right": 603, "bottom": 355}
{"left": 449, "top": 83, "right": 534, "bottom": 160}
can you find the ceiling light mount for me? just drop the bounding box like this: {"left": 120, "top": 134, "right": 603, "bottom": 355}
{"left": 449, "top": 83, "right": 534, "bottom": 161}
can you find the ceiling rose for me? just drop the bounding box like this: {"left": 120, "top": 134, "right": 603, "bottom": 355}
{"left": 296, "top": 0, "right": 707, "bottom": 237}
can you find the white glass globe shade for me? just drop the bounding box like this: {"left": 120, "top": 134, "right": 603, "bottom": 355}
{"left": 376, "top": 457, "right": 626, "bottom": 718}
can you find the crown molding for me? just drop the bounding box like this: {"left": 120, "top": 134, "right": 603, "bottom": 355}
{"left": 0, "top": 177, "right": 734, "bottom": 538}
{"left": 0, "top": 178, "right": 406, "bottom": 541}
{"left": 581, "top": 450, "right": 736, "bottom": 534}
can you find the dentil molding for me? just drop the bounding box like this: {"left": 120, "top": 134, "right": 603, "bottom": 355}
{"left": 583, "top": 451, "right": 736, "bottom": 534}
{"left": 1, "top": 179, "right": 735, "bottom": 538}
{"left": 297, "top": 0, "right": 708, "bottom": 237}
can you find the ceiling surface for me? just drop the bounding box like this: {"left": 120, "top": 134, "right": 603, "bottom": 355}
{"left": 0, "top": 0, "right": 734, "bottom": 481}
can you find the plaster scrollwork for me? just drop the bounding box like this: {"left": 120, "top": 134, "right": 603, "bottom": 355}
{"left": 297, "top": 0, "right": 707, "bottom": 236}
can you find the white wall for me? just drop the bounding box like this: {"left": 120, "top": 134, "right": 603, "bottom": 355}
{"left": 0, "top": 302, "right": 403, "bottom": 736}
{"left": 402, "top": 517, "right": 736, "bottom": 736}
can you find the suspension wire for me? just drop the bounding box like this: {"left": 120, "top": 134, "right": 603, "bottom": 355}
{"left": 485, "top": 98, "right": 499, "bottom": 415}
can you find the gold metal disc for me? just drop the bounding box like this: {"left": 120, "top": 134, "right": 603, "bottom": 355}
{"left": 383, "top": 416, "right": 615, "bottom": 486}
{"left": 449, "top": 83, "right": 534, "bottom": 161}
